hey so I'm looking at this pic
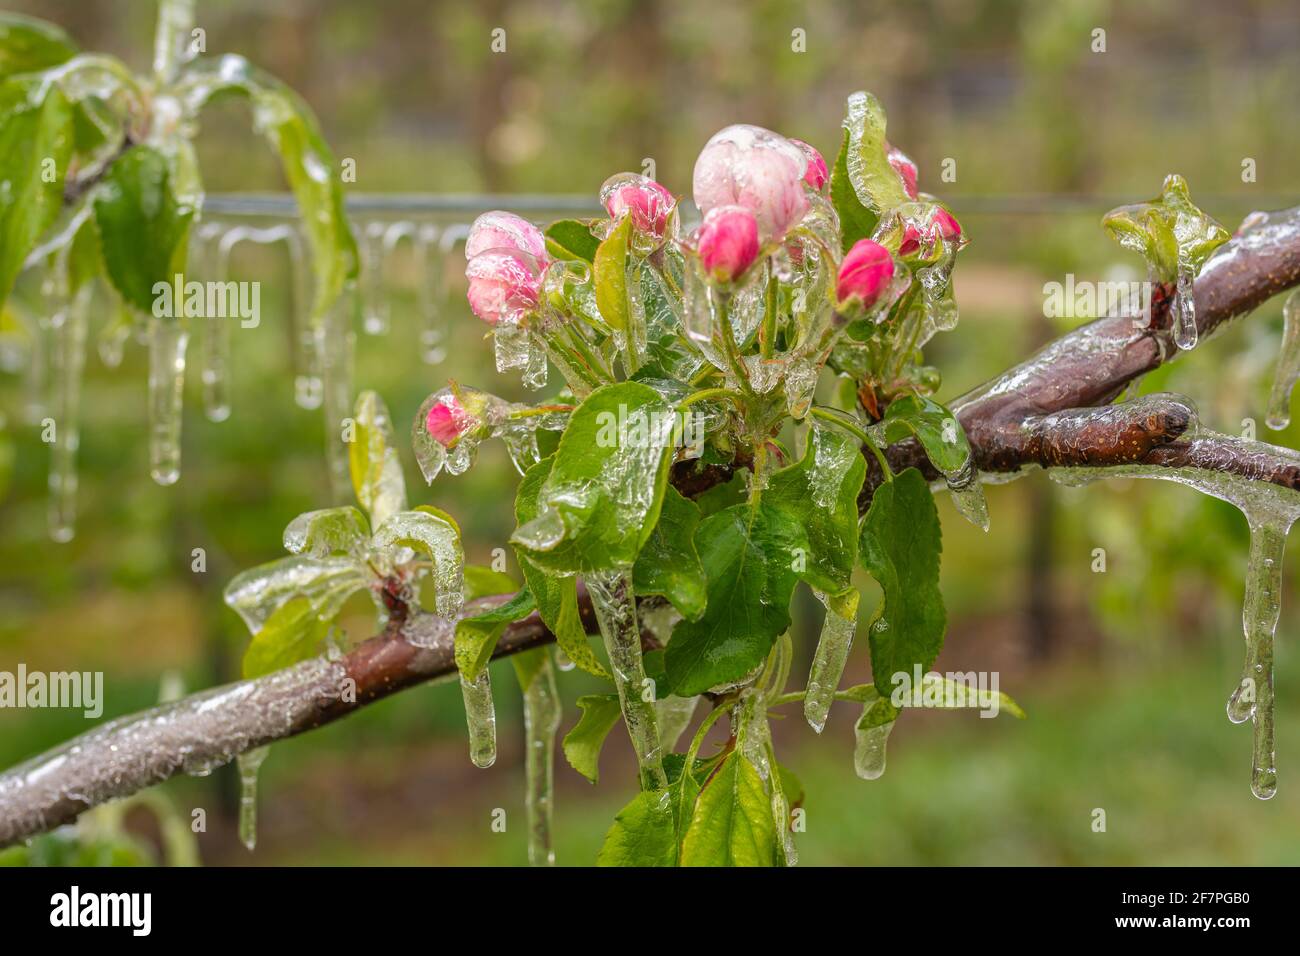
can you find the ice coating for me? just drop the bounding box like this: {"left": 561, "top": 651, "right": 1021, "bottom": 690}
{"left": 843, "top": 91, "right": 912, "bottom": 215}
{"left": 460, "top": 670, "right": 497, "bottom": 769}
{"left": 464, "top": 210, "right": 548, "bottom": 263}
{"left": 854, "top": 707, "right": 895, "bottom": 780}
{"left": 46, "top": 285, "right": 89, "bottom": 543}
{"left": 371, "top": 509, "right": 465, "bottom": 617}
{"left": 236, "top": 745, "right": 269, "bottom": 851}
{"left": 282, "top": 506, "right": 369, "bottom": 559}
{"left": 600, "top": 172, "right": 676, "bottom": 248}
{"left": 803, "top": 591, "right": 857, "bottom": 733}
{"left": 655, "top": 694, "right": 698, "bottom": 751}
{"left": 520, "top": 652, "right": 561, "bottom": 866}
{"left": 1051, "top": 426, "right": 1300, "bottom": 800}
{"left": 224, "top": 555, "right": 369, "bottom": 633}
{"left": 692, "top": 123, "right": 809, "bottom": 241}
{"left": 585, "top": 568, "right": 666, "bottom": 790}
{"left": 737, "top": 687, "right": 772, "bottom": 782}
{"left": 1266, "top": 289, "right": 1300, "bottom": 429}
{"left": 146, "top": 317, "right": 189, "bottom": 486}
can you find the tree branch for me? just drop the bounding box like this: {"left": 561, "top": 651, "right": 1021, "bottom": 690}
{"left": 4, "top": 206, "right": 1300, "bottom": 848}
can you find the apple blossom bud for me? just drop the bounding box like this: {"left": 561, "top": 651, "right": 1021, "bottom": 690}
{"left": 836, "top": 239, "right": 895, "bottom": 311}
{"left": 425, "top": 396, "right": 472, "bottom": 447}
{"left": 697, "top": 205, "right": 760, "bottom": 284}
{"left": 886, "top": 142, "right": 919, "bottom": 200}
{"left": 465, "top": 211, "right": 548, "bottom": 262}
{"left": 465, "top": 249, "right": 544, "bottom": 325}
{"left": 601, "top": 173, "right": 676, "bottom": 237}
{"left": 897, "top": 206, "right": 962, "bottom": 257}
{"left": 789, "top": 138, "right": 828, "bottom": 192}
{"left": 693, "top": 124, "right": 810, "bottom": 241}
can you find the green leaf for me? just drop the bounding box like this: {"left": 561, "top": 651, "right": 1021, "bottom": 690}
{"left": 241, "top": 596, "right": 331, "bottom": 679}
{"left": 633, "top": 485, "right": 706, "bottom": 620}
{"left": 859, "top": 468, "right": 946, "bottom": 695}
{"left": 282, "top": 506, "right": 369, "bottom": 558}
{"left": 223, "top": 555, "right": 370, "bottom": 636}
{"left": 544, "top": 218, "right": 599, "bottom": 263}
{"left": 463, "top": 564, "right": 519, "bottom": 601}
{"left": 842, "top": 90, "right": 910, "bottom": 216}
{"left": 348, "top": 390, "right": 407, "bottom": 528}
{"left": 511, "top": 382, "right": 678, "bottom": 573}
{"left": 593, "top": 213, "right": 631, "bottom": 333}
{"left": 0, "top": 78, "right": 72, "bottom": 308}
{"left": 0, "top": 15, "right": 77, "bottom": 80}
{"left": 766, "top": 425, "right": 867, "bottom": 592}
{"left": 93, "top": 145, "right": 194, "bottom": 314}
{"left": 562, "top": 693, "right": 622, "bottom": 783}
{"left": 513, "top": 455, "right": 611, "bottom": 680}
{"left": 597, "top": 788, "right": 679, "bottom": 867}
{"left": 777, "top": 764, "right": 805, "bottom": 808}
{"left": 664, "top": 503, "right": 802, "bottom": 697}
{"left": 176, "top": 55, "right": 358, "bottom": 322}
{"left": 454, "top": 589, "right": 536, "bottom": 682}
{"left": 830, "top": 126, "right": 877, "bottom": 252}
{"left": 679, "top": 752, "right": 777, "bottom": 867}
{"left": 878, "top": 394, "right": 971, "bottom": 476}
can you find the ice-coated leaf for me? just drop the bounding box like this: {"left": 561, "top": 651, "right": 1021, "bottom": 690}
{"left": 679, "top": 752, "right": 777, "bottom": 867}
{"left": 765, "top": 425, "right": 867, "bottom": 593}
{"left": 877, "top": 393, "right": 971, "bottom": 476}
{"left": 454, "top": 589, "right": 536, "bottom": 683}
{"left": 175, "top": 55, "right": 358, "bottom": 322}
{"left": 241, "top": 596, "right": 331, "bottom": 680}
{"left": 1101, "top": 173, "right": 1229, "bottom": 281}
{"left": 830, "top": 126, "right": 877, "bottom": 252}
{"left": 511, "top": 382, "right": 677, "bottom": 573}
{"left": 0, "top": 77, "right": 72, "bottom": 308}
{"left": 348, "top": 390, "right": 408, "bottom": 529}
{"left": 372, "top": 506, "right": 464, "bottom": 616}
{"left": 664, "top": 503, "right": 802, "bottom": 697}
{"left": 633, "top": 485, "right": 707, "bottom": 621}
{"left": 842, "top": 91, "right": 910, "bottom": 216}
{"left": 596, "top": 789, "right": 678, "bottom": 867}
{"left": 222, "top": 555, "right": 369, "bottom": 634}
{"left": 562, "top": 693, "right": 622, "bottom": 784}
{"left": 282, "top": 506, "right": 369, "bottom": 558}
{"left": 593, "top": 213, "right": 632, "bottom": 334}
{"left": 93, "top": 145, "right": 194, "bottom": 314}
{"left": 859, "top": 468, "right": 946, "bottom": 695}
{"left": 513, "top": 455, "right": 613, "bottom": 680}
{"left": 544, "top": 218, "right": 599, "bottom": 263}
{"left": 0, "top": 14, "right": 77, "bottom": 80}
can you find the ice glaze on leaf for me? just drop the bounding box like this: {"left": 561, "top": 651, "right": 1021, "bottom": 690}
{"left": 545, "top": 218, "right": 599, "bottom": 263}
{"left": 282, "top": 506, "right": 369, "bottom": 559}
{"left": 859, "top": 468, "right": 946, "bottom": 695}
{"left": 679, "top": 752, "right": 778, "bottom": 867}
{"left": 1102, "top": 173, "right": 1229, "bottom": 280}
{"left": 878, "top": 394, "right": 971, "bottom": 476}
{"left": 596, "top": 789, "right": 678, "bottom": 867}
{"left": 830, "top": 126, "right": 877, "bottom": 252}
{"left": 93, "top": 145, "right": 194, "bottom": 314}
{"left": 348, "top": 390, "right": 408, "bottom": 529}
{"left": 633, "top": 485, "right": 707, "bottom": 620}
{"left": 593, "top": 213, "right": 632, "bottom": 333}
{"left": 223, "top": 555, "right": 369, "bottom": 635}
{"left": 562, "top": 693, "right": 622, "bottom": 783}
{"left": 241, "top": 596, "right": 331, "bottom": 680}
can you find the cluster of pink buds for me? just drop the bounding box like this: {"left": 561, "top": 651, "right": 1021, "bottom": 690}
{"left": 464, "top": 212, "right": 550, "bottom": 325}
{"left": 693, "top": 124, "right": 811, "bottom": 243}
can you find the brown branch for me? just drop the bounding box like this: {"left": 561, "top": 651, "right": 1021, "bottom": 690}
{"left": 4, "top": 206, "right": 1300, "bottom": 848}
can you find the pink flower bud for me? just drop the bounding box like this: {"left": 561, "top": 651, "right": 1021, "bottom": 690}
{"left": 885, "top": 142, "right": 919, "bottom": 200}
{"left": 697, "top": 205, "right": 760, "bottom": 284}
{"left": 836, "top": 239, "right": 895, "bottom": 311}
{"left": 693, "top": 124, "right": 809, "bottom": 241}
{"left": 465, "top": 249, "right": 544, "bottom": 325}
{"left": 425, "top": 396, "right": 472, "bottom": 448}
{"left": 897, "top": 206, "right": 961, "bottom": 258}
{"left": 601, "top": 173, "right": 676, "bottom": 237}
{"left": 789, "top": 138, "right": 828, "bottom": 192}
{"left": 465, "top": 211, "right": 548, "bottom": 262}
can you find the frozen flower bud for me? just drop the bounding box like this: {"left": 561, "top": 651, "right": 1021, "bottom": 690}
{"left": 425, "top": 395, "right": 472, "bottom": 447}
{"left": 885, "top": 142, "right": 919, "bottom": 200}
{"left": 693, "top": 124, "right": 810, "bottom": 242}
{"left": 601, "top": 173, "right": 676, "bottom": 238}
{"left": 697, "top": 205, "right": 760, "bottom": 284}
{"left": 790, "top": 138, "right": 828, "bottom": 192}
{"left": 465, "top": 248, "right": 545, "bottom": 325}
{"left": 465, "top": 210, "right": 548, "bottom": 262}
{"left": 836, "top": 239, "right": 895, "bottom": 312}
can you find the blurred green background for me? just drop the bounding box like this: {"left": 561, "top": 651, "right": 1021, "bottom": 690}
{"left": 2, "top": 0, "right": 1300, "bottom": 866}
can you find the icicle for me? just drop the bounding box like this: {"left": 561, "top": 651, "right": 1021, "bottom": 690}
{"left": 147, "top": 316, "right": 188, "bottom": 486}
{"left": 737, "top": 688, "right": 772, "bottom": 782}
{"left": 199, "top": 226, "right": 237, "bottom": 423}
{"left": 944, "top": 458, "right": 990, "bottom": 531}
{"left": 585, "top": 567, "right": 667, "bottom": 790}
{"left": 286, "top": 227, "right": 323, "bottom": 410}
{"left": 416, "top": 224, "right": 448, "bottom": 365}
{"left": 460, "top": 670, "right": 497, "bottom": 769}
{"left": 318, "top": 287, "right": 356, "bottom": 503}
{"left": 360, "top": 221, "right": 390, "bottom": 336}
{"left": 1266, "top": 290, "right": 1300, "bottom": 430}
{"left": 97, "top": 307, "right": 132, "bottom": 369}
{"left": 521, "top": 652, "right": 561, "bottom": 867}
{"left": 1173, "top": 257, "right": 1198, "bottom": 351}
{"left": 46, "top": 287, "right": 89, "bottom": 543}
{"left": 854, "top": 711, "right": 895, "bottom": 780}
{"left": 772, "top": 789, "right": 797, "bottom": 867}
{"left": 804, "top": 591, "right": 857, "bottom": 733}
{"left": 236, "top": 745, "right": 269, "bottom": 851}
